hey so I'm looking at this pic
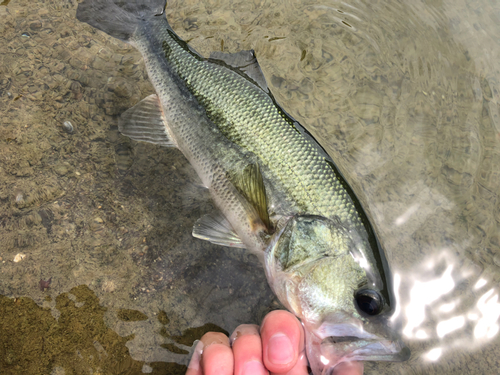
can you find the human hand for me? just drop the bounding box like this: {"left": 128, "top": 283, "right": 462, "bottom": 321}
{"left": 186, "top": 310, "right": 363, "bottom": 375}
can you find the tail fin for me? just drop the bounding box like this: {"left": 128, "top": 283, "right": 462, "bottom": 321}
{"left": 76, "top": 0, "right": 166, "bottom": 41}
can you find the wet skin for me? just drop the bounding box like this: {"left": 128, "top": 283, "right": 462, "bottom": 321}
{"left": 186, "top": 310, "right": 364, "bottom": 375}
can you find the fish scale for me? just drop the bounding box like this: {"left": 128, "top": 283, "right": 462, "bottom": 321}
{"left": 159, "top": 26, "right": 362, "bottom": 228}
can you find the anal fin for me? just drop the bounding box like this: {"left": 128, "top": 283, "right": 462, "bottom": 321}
{"left": 118, "top": 94, "right": 177, "bottom": 147}
{"left": 193, "top": 212, "right": 245, "bottom": 249}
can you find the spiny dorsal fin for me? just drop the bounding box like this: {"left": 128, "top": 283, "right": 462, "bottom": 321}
{"left": 209, "top": 50, "right": 269, "bottom": 93}
{"left": 233, "top": 163, "right": 271, "bottom": 230}
{"left": 118, "top": 94, "right": 177, "bottom": 147}
{"left": 192, "top": 211, "right": 245, "bottom": 249}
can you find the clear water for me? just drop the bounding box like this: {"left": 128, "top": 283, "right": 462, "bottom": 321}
{"left": 0, "top": 0, "right": 499, "bottom": 373}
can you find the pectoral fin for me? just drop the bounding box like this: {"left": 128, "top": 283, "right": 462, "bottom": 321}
{"left": 233, "top": 163, "right": 271, "bottom": 230}
{"left": 192, "top": 211, "right": 245, "bottom": 249}
{"left": 118, "top": 94, "right": 177, "bottom": 147}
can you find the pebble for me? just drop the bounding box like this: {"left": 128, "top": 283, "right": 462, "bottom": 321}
{"left": 13, "top": 253, "right": 26, "bottom": 262}
{"left": 15, "top": 191, "right": 24, "bottom": 203}
{"left": 109, "top": 77, "right": 134, "bottom": 98}
{"left": 94, "top": 217, "right": 103, "bottom": 224}
{"left": 29, "top": 21, "right": 42, "bottom": 31}
{"left": 54, "top": 164, "right": 68, "bottom": 176}
{"left": 62, "top": 120, "right": 74, "bottom": 133}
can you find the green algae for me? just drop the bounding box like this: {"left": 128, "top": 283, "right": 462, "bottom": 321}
{"left": 0, "top": 285, "right": 187, "bottom": 374}
{"left": 116, "top": 308, "right": 148, "bottom": 322}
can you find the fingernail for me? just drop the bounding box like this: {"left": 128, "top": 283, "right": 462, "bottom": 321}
{"left": 243, "top": 360, "right": 267, "bottom": 375}
{"left": 268, "top": 333, "right": 294, "bottom": 365}
{"left": 187, "top": 340, "right": 204, "bottom": 371}
{"left": 230, "top": 324, "right": 260, "bottom": 347}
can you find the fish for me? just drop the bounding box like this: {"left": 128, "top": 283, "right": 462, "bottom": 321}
{"left": 76, "top": 0, "right": 410, "bottom": 373}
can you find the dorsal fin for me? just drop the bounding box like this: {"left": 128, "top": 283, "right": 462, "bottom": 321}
{"left": 209, "top": 50, "right": 269, "bottom": 93}
{"left": 118, "top": 94, "right": 177, "bottom": 147}
{"left": 192, "top": 211, "right": 245, "bottom": 248}
{"left": 233, "top": 163, "right": 271, "bottom": 230}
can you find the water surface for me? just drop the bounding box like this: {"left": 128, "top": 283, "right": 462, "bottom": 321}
{"left": 0, "top": 0, "right": 499, "bottom": 373}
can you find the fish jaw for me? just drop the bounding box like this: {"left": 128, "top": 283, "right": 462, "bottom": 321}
{"left": 303, "top": 315, "right": 411, "bottom": 375}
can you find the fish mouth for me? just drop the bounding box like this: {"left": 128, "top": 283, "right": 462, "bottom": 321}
{"left": 304, "top": 320, "right": 410, "bottom": 374}
{"left": 321, "top": 334, "right": 411, "bottom": 362}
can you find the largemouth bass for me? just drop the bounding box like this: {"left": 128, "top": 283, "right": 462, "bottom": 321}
{"left": 76, "top": 0, "right": 410, "bottom": 372}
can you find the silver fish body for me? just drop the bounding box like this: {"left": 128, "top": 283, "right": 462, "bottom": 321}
{"left": 77, "top": 0, "right": 410, "bottom": 372}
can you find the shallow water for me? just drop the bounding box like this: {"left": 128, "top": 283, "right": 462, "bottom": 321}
{"left": 0, "top": 0, "right": 499, "bottom": 374}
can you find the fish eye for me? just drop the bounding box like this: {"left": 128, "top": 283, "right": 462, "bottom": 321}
{"left": 355, "top": 289, "right": 383, "bottom": 315}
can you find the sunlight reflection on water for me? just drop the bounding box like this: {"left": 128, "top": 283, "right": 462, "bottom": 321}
{"left": 474, "top": 289, "right": 500, "bottom": 340}
{"left": 402, "top": 264, "right": 455, "bottom": 338}
{"left": 396, "top": 250, "right": 500, "bottom": 364}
